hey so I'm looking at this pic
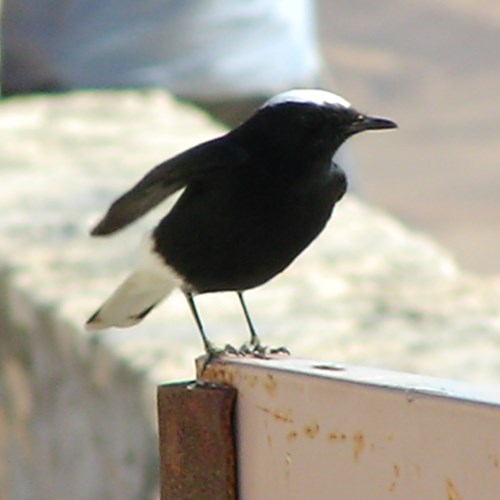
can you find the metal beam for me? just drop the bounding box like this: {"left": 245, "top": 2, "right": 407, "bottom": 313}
{"left": 200, "top": 357, "right": 500, "bottom": 499}
{"left": 157, "top": 381, "right": 237, "bottom": 500}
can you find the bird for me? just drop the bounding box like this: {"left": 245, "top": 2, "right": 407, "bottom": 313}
{"left": 86, "top": 89, "right": 397, "bottom": 358}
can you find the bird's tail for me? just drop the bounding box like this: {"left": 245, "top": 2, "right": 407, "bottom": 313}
{"left": 86, "top": 235, "right": 183, "bottom": 331}
{"left": 86, "top": 266, "right": 178, "bottom": 330}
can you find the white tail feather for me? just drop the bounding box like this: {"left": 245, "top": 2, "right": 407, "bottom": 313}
{"left": 86, "top": 236, "right": 183, "bottom": 331}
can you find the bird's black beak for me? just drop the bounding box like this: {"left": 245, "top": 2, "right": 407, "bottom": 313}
{"left": 347, "top": 115, "right": 398, "bottom": 134}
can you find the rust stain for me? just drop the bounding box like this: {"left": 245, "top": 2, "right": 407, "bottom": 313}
{"left": 328, "top": 432, "right": 337, "bottom": 442}
{"left": 328, "top": 432, "right": 347, "bottom": 442}
{"left": 489, "top": 453, "right": 499, "bottom": 468}
{"left": 353, "top": 431, "right": 365, "bottom": 462}
{"left": 202, "top": 364, "right": 236, "bottom": 386}
{"left": 245, "top": 374, "right": 259, "bottom": 388}
{"left": 255, "top": 405, "right": 294, "bottom": 423}
{"left": 264, "top": 373, "right": 278, "bottom": 397}
{"left": 388, "top": 463, "right": 400, "bottom": 492}
{"left": 386, "top": 433, "right": 394, "bottom": 441}
{"left": 446, "top": 478, "right": 463, "bottom": 500}
{"left": 393, "top": 464, "right": 400, "bottom": 478}
{"left": 287, "top": 430, "right": 298, "bottom": 443}
{"left": 304, "top": 423, "right": 320, "bottom": 439}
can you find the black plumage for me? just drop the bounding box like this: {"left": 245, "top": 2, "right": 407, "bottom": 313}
{"left": 86, "top": 89, "right": 396, "bottom": 356}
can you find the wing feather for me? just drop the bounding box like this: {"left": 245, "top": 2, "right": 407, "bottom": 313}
{"left": 91, "top": 136, "right": 245, "bottom": 236}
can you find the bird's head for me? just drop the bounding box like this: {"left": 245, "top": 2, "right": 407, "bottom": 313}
{"left": 240, "top": 89, "right": 397, "bottom": 161}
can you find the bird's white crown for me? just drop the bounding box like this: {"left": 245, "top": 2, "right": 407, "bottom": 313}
{"left": 262, "top": 89, "right": 351, "bottom": 110}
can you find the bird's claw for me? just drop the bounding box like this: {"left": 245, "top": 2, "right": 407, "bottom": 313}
{"left": 204, "top": 342, "right": 243, "bottom": 358}
{"left": 200, "top": 342, "right": 237, "bottom": 372}
{"left": 239, "top": 341, "right": 290, "bottom": 359}
{"left": 223, "top": 343, "right": 245, "bottom": 356}
{"left": 201, "top": 340, "right": 289, "bottom": 375}
{"left": 269, "top": 345, "right": 291, "bottom": 355}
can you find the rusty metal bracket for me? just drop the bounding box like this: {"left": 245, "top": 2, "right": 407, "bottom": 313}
{"left": 157, "top": 380, "right": 238, "bottom": 500}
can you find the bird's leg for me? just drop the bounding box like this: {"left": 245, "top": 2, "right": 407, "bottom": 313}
{"left": 237, "top": 291, "right": 261, "bottom": 349}
{"left": 237, "top": 291, "right": 290, "bottom": 357}
{"left": 184, "top": 291, "right": 239, "bottom": 361}
{"left": 184, "top": 291, "right": 218, "bottom": 355}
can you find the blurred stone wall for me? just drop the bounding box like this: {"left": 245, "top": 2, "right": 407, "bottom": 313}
{"left": 0, "top": 90, "right": 499, "bottom": 499}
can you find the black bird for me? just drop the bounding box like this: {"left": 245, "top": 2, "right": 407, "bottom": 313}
{"left": 86, "top": 89, "right": 397, "bottom": 356}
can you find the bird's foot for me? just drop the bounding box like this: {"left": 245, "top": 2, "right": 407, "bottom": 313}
{"left": 200, "top": 341, "right": 245, "bottom": 373}
{"left": 239, "top": 340, "right": 290, "bottom": 359}
{"left": 201, "top": 340, "right": 289, "bottom": 374}
{"left": 223, "top": 343, "right": 246, "bottom": 356}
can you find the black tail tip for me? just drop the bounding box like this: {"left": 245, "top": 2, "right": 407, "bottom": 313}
{"left": 86, "top": 308, "right": 100, "bottom": 325}
{"left": 90, "top": 222, "right": 106, "bottom": 236}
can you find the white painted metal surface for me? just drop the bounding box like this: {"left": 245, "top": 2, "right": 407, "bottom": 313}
{"left": 201, "top": 357, "right": 500, "bottom": 500}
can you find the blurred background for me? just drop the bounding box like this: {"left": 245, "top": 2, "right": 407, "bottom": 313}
{"left": 316, "top": 0, "right": 500, "bottom": 275}
{"left": 2, "top": 0, "right": 499, "bottom": 275}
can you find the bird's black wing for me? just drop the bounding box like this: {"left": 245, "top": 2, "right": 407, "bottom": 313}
{"left": 91, "top": 136, "right": 246, "bottom": 236}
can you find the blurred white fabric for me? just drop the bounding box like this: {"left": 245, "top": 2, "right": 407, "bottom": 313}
{"left": 2, "top": 0, "right": 320, "bottom": 98}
